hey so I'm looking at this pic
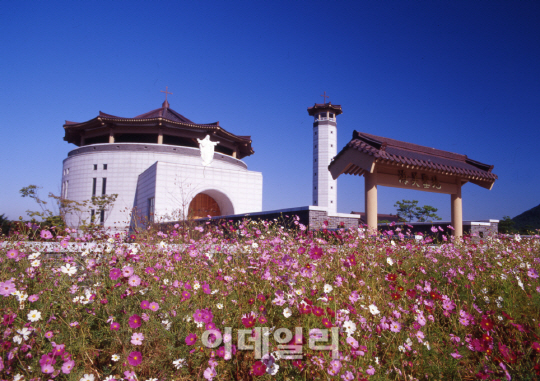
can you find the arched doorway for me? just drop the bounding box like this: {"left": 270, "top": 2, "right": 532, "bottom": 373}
{"left": 188, "top": 193, "right": 221, "bottom": 219}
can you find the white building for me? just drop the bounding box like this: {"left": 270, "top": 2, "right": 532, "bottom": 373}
{"left": 61, "top": 99, "right": 262, "bottom": 230}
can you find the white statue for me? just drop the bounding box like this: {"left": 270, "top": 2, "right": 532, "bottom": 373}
{"left": 197, "top": 135, "right": 219, "bottom": 166}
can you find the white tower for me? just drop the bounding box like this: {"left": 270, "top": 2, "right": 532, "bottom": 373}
{"left": 307, "top": 99, "right": 342, "bottom": 214}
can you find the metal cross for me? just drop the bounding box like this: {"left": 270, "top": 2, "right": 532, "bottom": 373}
{"left": 160, "top": 86, "right": 173, "bottom": 101}
{"left": 320, "top": 91, "right": 329, "bottom": 104}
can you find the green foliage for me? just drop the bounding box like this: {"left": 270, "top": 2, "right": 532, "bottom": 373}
{"left": 498, "top": 216, "right": 516, "bottom": 234}
{"left": 394, "top": 199, "right": 441, "bottom": 222}
{"left": 20, "top": 184, "right": 118, "bottom": 232}
{"left": 0, "top": 213, "right": 11, "bottom": 236}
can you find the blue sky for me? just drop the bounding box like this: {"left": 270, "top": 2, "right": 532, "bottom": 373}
{"left": 1, "top": 1, "right": 539, "bottom": 222}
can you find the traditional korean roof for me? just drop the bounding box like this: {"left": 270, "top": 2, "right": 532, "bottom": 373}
{"left": 63, "top": 101, "right": 254, "bottom": 158}
{"left": 307, "top": 102, "right": 343, "bottom": 116}
{"left": 330, "top": 130, "right": 497, "bottom": 187}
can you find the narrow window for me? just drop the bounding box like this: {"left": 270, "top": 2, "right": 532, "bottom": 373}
{"left": 93, "top": 164, "right": 97, "bottom": 170}
{"left": 103, "top": 164, "right": 108, "bottom": 170}
{"left": 329, "top": 113, "right": 334, "bottom": 118}
{"left": 92, "top": 178, "right": 97, "bottom": 196}
{"left": 102, "top": 178, "right": 107, "bottom": 195}
{"left": 64, "top": 181, "right": 69, "bottom": 198}
{"left": 314, "top": 159, "right": 317, "bottom": 162}
{"left": 148, "top": 197, "right": 155, "bottom": 223}
{"left": 90, "top": 209, "right": 95, "bottom": 223}
{"left": 100, "top": 210, "right": 105, "bottom": 224}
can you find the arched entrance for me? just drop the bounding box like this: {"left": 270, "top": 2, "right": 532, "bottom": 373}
{"left": 188, "top": 193, "right": 222, "bottom": 219}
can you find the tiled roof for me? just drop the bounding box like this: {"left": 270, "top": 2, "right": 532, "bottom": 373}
{"left": 307, "top": 102, "right": 343, "bottom": 116}
{"left": 332, "top": 131, "right": 497, "bottom": 182}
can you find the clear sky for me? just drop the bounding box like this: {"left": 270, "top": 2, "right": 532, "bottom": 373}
{"left": 1, "top": 1, "right": 539, "bottom": 222}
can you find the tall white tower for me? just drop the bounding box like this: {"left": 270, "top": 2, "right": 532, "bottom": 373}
{"left": 307, "top": 100, "right": 342, "bottom": 214}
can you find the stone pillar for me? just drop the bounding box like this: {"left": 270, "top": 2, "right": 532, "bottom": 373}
{"left": 108, "top": 128, "right": 115, "bottom": 143}
{"left": 158, "top": 129, "right": 163, "bottom": 144}
{"left": 365, "top": 170, "right": 378, "bottom": 235}
{"left": 451, "top": 178, "right": 463, "bottom": 237}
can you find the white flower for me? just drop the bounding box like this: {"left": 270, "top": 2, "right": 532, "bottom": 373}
{"left": 390, "top": 240, "right": 396, "bottom": 247}
{"left": 484, "top": 296, "right": 490, "bottom": 303}
{"left": 60, "top": 263, "right": 77, "bottom": 276}
{"left": 295, "top": 288, "right": 303, "bottom": 295}
{"left": 398, "top": 345, "right": 405, "bottom": 352}
{"left": 173, "top": 358, "right": 186, "bottom": 369}
{"left": 342, "top": 320, "right": 357, "bottom": 336}
{"left": 108, "top": 237, "right": 115, "bottom": 243}
{"left": 323, "top": 284, "right": 333, "bottom": 293}
{"left": 104, "top": 376, "right": 116, "bottom": 381}
{"left": 369, "top": 304, "right": 380, "bottom": 315}
{"left": 514, "top": 234, "right": 522, "bottom": 242}
{"left": 146, "top": 379, "right": 158, "bottom": 381}
{"left": 17, "top": 328, "right": 31, "bottom": 340}
{"left": 216, "top": 303, "right": 224, "bottom": 309}
{"left": 29, "top": 252, "right": 41, "bottom": 260}
{"left": 80, "top": 375, "right": 95, "bottom": 381}
{"left": 13, "top": 335, "right": 22, "bottom": 344}
{"left": 27, "top": 310, "right": 41, "bottom": 322}
{"left": 266, "top": 362, "right": 279, "bottom": 375}
{"left": 13, "top": 375, "right": 24, "bottom": 381}
{"left": 30, "top": 259, "right": 41, "bottom": 268}
{"left": 283, "top": 308, "right": 292, "bottom": 318}
{"left": 13, "top": 291, "right": 28, "bottom": 302}
{"left": 162, "top": 319, "right": 172, "bottom": 330}
{"left": 498, "top": 315, "right": 503, "bottom": 321}
{"left": 193, "top": 282, "right": 200, "bottom": 290}
{"left": 387, "top": 257, "right": 394, "bottom": 266}
{"left": 111, "top": 354, "right": 120, "bottom": 362}
{"left": 423, "top": 341, "right": 431, "bottom": 350}
{"left": 252, "top": 242, "right": 259, "bottom": 249}
{"left": 406, "top": 338, "right": 413, "bottom": 346}
{"left": 501, "top": 274, "right": 507, "bottom": 280}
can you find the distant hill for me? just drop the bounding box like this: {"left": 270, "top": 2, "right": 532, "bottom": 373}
{"left": 512, "top": 203, "right": 540, "bottom": 232}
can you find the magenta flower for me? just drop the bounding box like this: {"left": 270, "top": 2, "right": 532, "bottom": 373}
{"left": 185, "top": 333, "right": 197, "bottom": 345}
{"left": 40, "top": 230, "right": 53, "bottom": 239}
{"left": 366, "top": 365, "right": 376, "bottom": 375}
{"left": 122, "top": 266, "right": 134, "bottom": 277}
{"left": 145, "top": 267, "right": 155, "bottom": 274}
{"left": 128, "top": 351, "right": 142, "bottom": 366}
{"left": 52, "top": 343, "right": 65, "bottom": 356}
{"left": 109, "top": 268, "right": 122, "bottom": 280}
{"left": 128, "top": 275, "right": 141, "bottom": 287}
{"left": 61, "top": 359, "right": 75, "bottom": 374}
{"left": 129, "top": 314, "right": 142, "bottom": 329}
{"left": 528, "top": 268, "right": 539, "bottom": 279}
{"left": 45, "top": 331, "right": 54, "bottom": 339}
{"left": 141, "top": 300, "right": 150, "bottom": 309}
{"left": 327, "top": 359, "right": 342, "bottom": 376}
{"left": 181, "top": 291, "right": 191, "bottom": 301}
{"left": 149, "top": 302, "right": 159, "bottom": 311}
{"left": 39, "top": 353, "right": 56, "bottom": 367}
{"left": 110, "top": 322, "right": 120, "bottom": 331}
{"left": 252, "top": 361, "right": 266, "bottom": 376}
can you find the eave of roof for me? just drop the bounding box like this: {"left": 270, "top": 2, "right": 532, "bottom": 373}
{"left": 307, "top": 102, "right": 343, "bottom": 116}
{"left": 330, "top": 130, "right": 497, "bottom": 185}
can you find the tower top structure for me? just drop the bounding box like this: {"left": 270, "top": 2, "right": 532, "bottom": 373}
{"left": 307, "top": 102, "right": 343, "bottom": 117}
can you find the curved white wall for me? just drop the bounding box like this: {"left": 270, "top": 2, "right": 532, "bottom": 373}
{"left": 61, "top": 143, "right": 262, "bottom": 229}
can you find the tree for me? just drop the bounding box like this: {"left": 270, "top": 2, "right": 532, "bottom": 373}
{"left": 394, "top": 199, "right": 441, "bottom": 222}
{"left": 0, "top": 214, "right": 11, "bottom": 236}
{"left": 498, "top": 216, "right": 516, "bottom": 234}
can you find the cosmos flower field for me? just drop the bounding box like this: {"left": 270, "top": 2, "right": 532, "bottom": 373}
{"left": 1, "top": 218, "right": 539, "bottom": 381}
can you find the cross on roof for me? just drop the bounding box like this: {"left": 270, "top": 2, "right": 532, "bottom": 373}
{"left": 320, "top": 91, "right": 329, "bottom": 104}
{"left": 160, "top": 86, "right": 173, "bottom": 102}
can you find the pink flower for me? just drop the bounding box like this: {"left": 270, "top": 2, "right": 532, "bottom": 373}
{"left": 185, "top": 333, "right": 197, "bottom": 345}
{"left": 141, "top": 300, "right": 150, "bottom": 309}
{"left": 128, "top": 275, "right": 141, "bottom": 287}
{"left": 390, "top": 321, "right": 402, "bottom": 333}
{"left": 131, "top": 332, "right": 144, "bottom": 345}
{"left": 29, "top": 294, "right": 39, "bottom": 302}
{"left": 109, "top": 268, "right": 122, "bottom": 280}
{"left": 62, "top": 359, "right": 75, "bottom": 374}
{"left": 110, "top": 322, "right": 120, "bottom": 331}
{"left": 528, "top": 268, "right": 539, "bottom": 279}
{"left": 450, "top": 352, "right": 463, "bottom": 359}
{"left": 122, "top": 266, "right": 134, "bottom": 277}
{"left": 327, "top": 360, "right": 342, "bottom": 376}
{"left": 41, "top": 363, "right": 54, "bottom": 374}
{"left": 0, "top": 280, "right": 16, "bottom": 297}
{"left": 45, "top": 331, "right": 54, "bottom": 339}
{"left": 204, "top": 366, "right": 217, "bottom": 380}
{"left": 6, "top": 249, "right": 19, "bottom": 260}
{"left": 128, "top": 351, "right": 142, "bottom": 366}
{"left": 129, "top": 315, "right": 142, "bottom": 329}
{"left": 366, "top": 365, "right": 375, "bottom": 375}
{"left": 149, "top": 302, "right": 159, "bottom": 311}
{"left": 40, "top": 230, "right": 53, "bottom": 239}
{"left": 142, "top": 313, "right": 150, "bottom": 321}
